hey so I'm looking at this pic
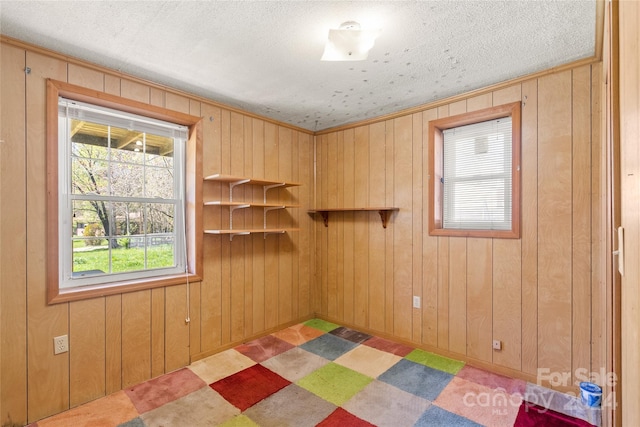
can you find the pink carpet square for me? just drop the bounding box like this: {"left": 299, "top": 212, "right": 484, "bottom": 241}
{"left": 457, "top": 365, "right": 527, "bottom": 394}
{"left": 124, "top": 368, "right": 206, "bottom": 414}
{"left": 362, "top": 336, "right": 414, "bottom": 357}
{"left": 235, "top": 334, "right": 295, "bottom": 363}
{"left": 434, "top": 376, "right": 520, "bottom": 427}
{"left": 210, "top": 364, "right": 291, "bottom": 411}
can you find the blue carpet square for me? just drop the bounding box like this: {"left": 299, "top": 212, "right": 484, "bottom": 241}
{"left": 118, "top": 418, "right": 146, "bottom": 427}
{"left": 414, "top": 405, "right": 483, "bottom": 426}
{"left": 299, "top": 333, "right": 358, "bottom": 360}
{"left": 378, "top": 359, "right": 453, "bottom": 401}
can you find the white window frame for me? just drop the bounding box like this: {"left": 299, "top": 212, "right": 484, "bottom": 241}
{"left": 58, "top": 97, "right": 188, "bottom": 289}
{"left": 428, "top": 102, "right": 521, "bottom": 239}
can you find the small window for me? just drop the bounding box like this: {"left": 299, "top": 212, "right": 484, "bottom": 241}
{"left": 47, "top": 79, "right": 203, "bottom": 303}
{"left": 428, "top": 102, "right": 521, "bottom": 238}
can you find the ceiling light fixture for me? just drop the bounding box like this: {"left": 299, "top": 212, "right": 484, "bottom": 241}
{"left": 321, "top": 21, "right": 381, "bottom": 61}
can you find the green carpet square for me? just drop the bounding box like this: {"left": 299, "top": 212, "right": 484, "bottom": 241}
{"left": 304, "top": 319, "right": 340, "bottom": 333}
{"left": 404, "top": 349, "right": 465, "bottom": 374}
{"left": 219, "top": 414, "right": 260, "bottom": 427}
{"left": 296, "top": 363, "right": 373, "bottom": 406}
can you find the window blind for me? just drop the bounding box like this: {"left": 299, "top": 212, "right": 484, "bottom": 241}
{"left": 442, "top": 117, "right": 512, "bottom": 230}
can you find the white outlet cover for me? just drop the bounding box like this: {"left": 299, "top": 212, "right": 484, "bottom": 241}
{"left": 413, "top": 296, "right": 421, "bottom": 309}
{"left": 54, "top": 335, "right": 69, "bottom": 355}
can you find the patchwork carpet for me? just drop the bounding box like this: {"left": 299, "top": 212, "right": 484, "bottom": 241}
{"left": 31, "top": 319, "right": 599, "bottom": 427}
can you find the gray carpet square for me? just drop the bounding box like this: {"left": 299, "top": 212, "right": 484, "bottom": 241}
{"left": 343, "top": 379, "right": 431, "bottom": 426}
{"left": 140, "top": 387, "right": 239, "bottom": 427}
{"left": 260, "top": 347, "right": 330, "bottom": 382}
{"left": 243, "top": 383, "right": 337, "bottom": 427}
{"left": 329, "top": 326, "right": 373, "bottom": 344}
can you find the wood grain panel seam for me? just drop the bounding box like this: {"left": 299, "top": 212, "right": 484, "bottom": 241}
{"left": 590, "top": 79, "right": 595, "bottom": 375}
{"left": 571, "top": 68, "right": 575, "bottom": 377}
{"left": 491, "top": 239, "right": 495, "bottom": 366}
{"left": 162, "top": 288, "right": 167, "bottom": 373}
{"left": 119, "top": 296, "right": 123, "bottom": 388}
{"left": 103, "top": 298, "right": 108, "bottom": 396}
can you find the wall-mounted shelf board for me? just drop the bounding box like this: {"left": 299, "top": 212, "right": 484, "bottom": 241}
{"left": 308, "top": 207, "right": 399, "bottom": 228}
{"left": 204, "top": 228, "right": 300, "bottom": 241}
{"left": 204, "top": 173, "right": 301, "bottom": 188}
{"left": 204, "top": 201, "right": 300, "bottom": 209}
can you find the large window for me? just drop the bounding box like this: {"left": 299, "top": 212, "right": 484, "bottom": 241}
{"left": 428, "top": 102, "right": 521, "bottom": 238}
{"left": 59, "top": 98, "right": 187, "bottom": 288}
{"left": 47, "top": 80, "right": 202, "bottom": 303}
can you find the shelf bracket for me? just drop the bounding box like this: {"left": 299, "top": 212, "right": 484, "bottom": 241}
{"left": 263, "top": 183, "right": 286, "bottom": 203}
{"left": 320, "top": 212, "right": 329, "bottom": 227}
{"left": 264, "top": 206, "right": 285, "bottom": 228}
{"left": 229, "top": 204, "right": 250, "bottom": 230}
{"left": 379, "top": 210, "right": 390, "bottom": 228}
{"left": 229, "top": 179, "right": 250, "bottom": 202}
{"left": 229, "top": 231, "right": 250, "bottom": 242}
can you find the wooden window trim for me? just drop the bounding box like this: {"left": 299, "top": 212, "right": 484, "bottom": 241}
{"left": 46, "top": 79, "right": 203, "bottom": 304}
{"left": 428, "top": 101, "right": 521, "bottom": 239}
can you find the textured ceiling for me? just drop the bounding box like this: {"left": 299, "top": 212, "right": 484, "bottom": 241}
{"left": 0, "top": 1, "right": 597, "bottom": 131}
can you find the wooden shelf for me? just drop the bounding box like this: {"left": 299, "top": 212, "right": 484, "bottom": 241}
{"left": 204, "top": 228, "right": 300, "bottom": 241}
{"left": 204, "top": 173, "right": 301, "bottom": 188}
{"left": 308, "top": 208, "right": 399, "bottom": 228}
{"left": 204, "top": 201, "right": 300, "bottom": 209}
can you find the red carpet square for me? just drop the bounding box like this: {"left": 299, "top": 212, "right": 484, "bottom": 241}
{"left": 515, "top": 402, "right": 594, "bottom": 427}
{"left": 317, "top": 407, "right": 376, "bottom": 427}
{"left": 210, "top": 364, "right": 290, "bottom": 411}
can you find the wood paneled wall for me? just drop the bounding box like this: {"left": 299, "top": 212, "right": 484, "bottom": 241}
{"left": 0, "top": 40, "right": 314, "bottom": 425}
{"left": 314, "top": 63, "right": 607, "bottom": 392}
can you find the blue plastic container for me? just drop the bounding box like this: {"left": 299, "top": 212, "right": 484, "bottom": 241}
{"left": 579, "top": 382, "right": 602, "bottom": 407}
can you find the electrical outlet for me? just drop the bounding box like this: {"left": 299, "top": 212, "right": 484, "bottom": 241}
{"left": 53, "top": 335, "right": 69, "bottom": 355}
{"left": 413, "top": 296, "right": 421, "bottom": 309}
{"left": 492, "top": 339, "right": 502, "bottom": 351}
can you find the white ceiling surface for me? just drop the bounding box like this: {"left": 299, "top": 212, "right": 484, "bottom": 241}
{"left": 0, "top": 1, "right": 596, "bottom": 131}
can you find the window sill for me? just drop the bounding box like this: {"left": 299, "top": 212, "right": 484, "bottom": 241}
{"left": 429, "top": 227, "right": 520, "bottom": 239}
{"left": 48, "top": 273, "right": 202, "bottom": 304}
